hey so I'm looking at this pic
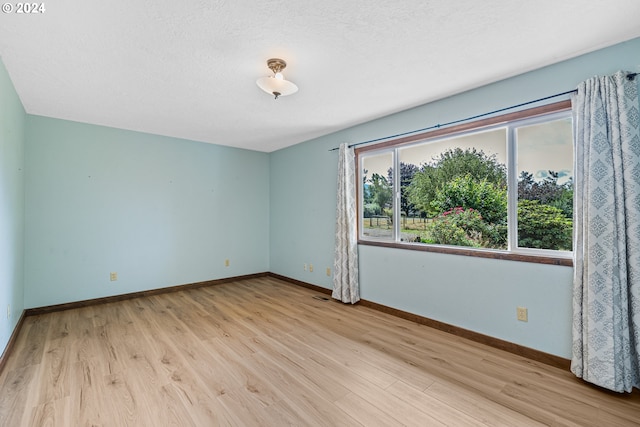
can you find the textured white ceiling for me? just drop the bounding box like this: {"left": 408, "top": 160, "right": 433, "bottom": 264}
{"left": 1, "top": 1, "right": 639, "bottom": 152}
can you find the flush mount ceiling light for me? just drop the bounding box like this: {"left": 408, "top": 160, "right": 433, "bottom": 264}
{"left": 256, "top": 58, "right": 298, "bottom": 99}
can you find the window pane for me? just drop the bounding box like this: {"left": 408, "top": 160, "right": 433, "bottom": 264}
{"left": 361, "top": 152, "right": 393, "bottom": 240}
{"left": 516, "top": 117, "right": 573, "bottom": 251}
{"left": 398, "top": 128, "right": 508, "bottom": 248}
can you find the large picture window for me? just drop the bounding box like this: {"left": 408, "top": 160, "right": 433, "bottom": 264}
{"left": 358, "top": 101, "right": 573, "bottom": 264}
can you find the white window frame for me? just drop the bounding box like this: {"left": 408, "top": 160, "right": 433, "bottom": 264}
{"left": 357, "top": 101, "right": 573, "bottom": 265}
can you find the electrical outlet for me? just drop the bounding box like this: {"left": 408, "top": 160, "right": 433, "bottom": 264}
{"left": 6, "top": 304, "right": 10, "bottom": 320}
{"left": 225, "top": 259, "right": 230, "bottom": 267}
{"left": 309, "top": 264, "right": 313, "bottom": 272}
{"left": 110, "top": 272, "right": 118, "bottom": 281}
{"left": 304, "top": 263, "right": 307, "bottom": 271}
{"left": 326, "top": 267, "right": 331, "bottom": 276}
{"left": 517, "top": 306, "right": 528, "bottom": 322}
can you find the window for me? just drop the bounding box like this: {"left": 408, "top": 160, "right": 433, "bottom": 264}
{"left": 358, "top": 101, "right": 573, "bottom": 264}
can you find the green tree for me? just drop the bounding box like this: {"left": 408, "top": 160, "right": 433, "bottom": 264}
{"left": 369, "top": 173, "right": 392, "bottom": 214}
{"left": 362, "top": 168, "right": 373, "bottom": 205}
{"left": 518, "top": 171, "right": 573, "bottom": 218}
{"left": 387, "top": 162, "right": 419, "bottom": 216}
{"left": 408, "top": 148, "right": 506, "bottom": 217}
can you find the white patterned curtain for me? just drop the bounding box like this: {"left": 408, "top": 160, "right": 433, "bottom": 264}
{"left": 571, "top": 71, "right": 640, "bottom": 393}
{"left": 333, "top": 143, "right": 360, "bottom": 304}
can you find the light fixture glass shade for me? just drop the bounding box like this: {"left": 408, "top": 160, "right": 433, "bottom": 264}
{"left": 256, "top": 76, "right": 298, "bottom": 98}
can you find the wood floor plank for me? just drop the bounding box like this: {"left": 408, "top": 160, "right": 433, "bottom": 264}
{"left": 424, "top": 380, "right": 547, "bottom": 426}
{"left": 253, "top": 335, "right": 352, "bottom": 402}
{"left": 1, "top": 276, "right": 639, "bottom": 426}
{"left": 0, "top": 365, "right": 39, "bottom": 426}
{"left": 273, "top": 392, "right": 363, "bottom": 427}
{"left": 386, "top": 380, "right": 484, "bottom": 427}
{"left": 35, "top": 339, "right": 71, "bottom": 406}
{"left": 68, "top": 357, "right": 110, "bottom": 426}
{"left": 286, "top": 328, "right": 399, "bottom": 389}
{"left": 155, "top": 383, "right": 200, "bottom": 427}
{"left": 216, "top": 388, "right": 275, "bottom": 426}
{"left": 248, "top": 351, "right": 362, "bottom": 427}
{"left": 12, "top": 315, "right": 50, "bottom": 369}
{"left": 342, "top": 376, "right": 448, "bottom": 427}
{"left": 335, "top": 391, "right": 405, "bottom": 427}
{"left": 28, "top": 396, "right": 71, "bottom": 427}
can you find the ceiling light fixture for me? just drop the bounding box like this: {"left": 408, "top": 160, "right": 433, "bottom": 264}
{"left": 256, "top": 58, "right": 298, "bottom": 99}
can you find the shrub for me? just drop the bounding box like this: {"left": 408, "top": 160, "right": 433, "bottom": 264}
{"left": 426, "top": 207, "right": 484, "bottom": 247}
{"left": 518, "top": 200, "right": 572, "bottom": 250}
{"left": 430, "top": 175, "right": 507, "bottom": 225}
{"left": 426, "top": 206, "right": 508, "bottom": 248}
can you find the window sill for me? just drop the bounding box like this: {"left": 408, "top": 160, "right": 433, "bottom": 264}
{"left": 358, "top": 239, "right": 573, "bottom": 267}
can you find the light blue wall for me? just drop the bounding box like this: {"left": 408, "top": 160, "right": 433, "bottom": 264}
{"left": 270, "top": 140, "right": 338, "bottom": 286}
{"left": 0, "top": 58, "right": 25, "bottom": 355}
{"left": 270, "top": 37, "right": 640, "bottom": 358}
{"left": 24, "top": 117, "right": 269, "bottom": 308}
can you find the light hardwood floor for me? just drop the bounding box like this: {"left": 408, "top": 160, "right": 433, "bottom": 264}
{"left": 1, "top": 277, "right": 639, "bottom": 426}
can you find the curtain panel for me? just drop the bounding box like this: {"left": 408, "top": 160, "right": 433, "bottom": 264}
{"left": 571, "top": 71, "right": 640, "bottom": 392}
{"left": 333, "top": 143, "right": 360, "bottom": 304}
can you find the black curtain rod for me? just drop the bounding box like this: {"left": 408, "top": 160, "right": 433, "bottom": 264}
{"left": 328, "top": 89, "right": 575, "bottom": 152}
{"left": 329, "top": 72, "right": 638, "bottom": 152}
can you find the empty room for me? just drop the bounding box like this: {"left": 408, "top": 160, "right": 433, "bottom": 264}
{"left": 1, "top": 1, "right": 640, "bottom": 425}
